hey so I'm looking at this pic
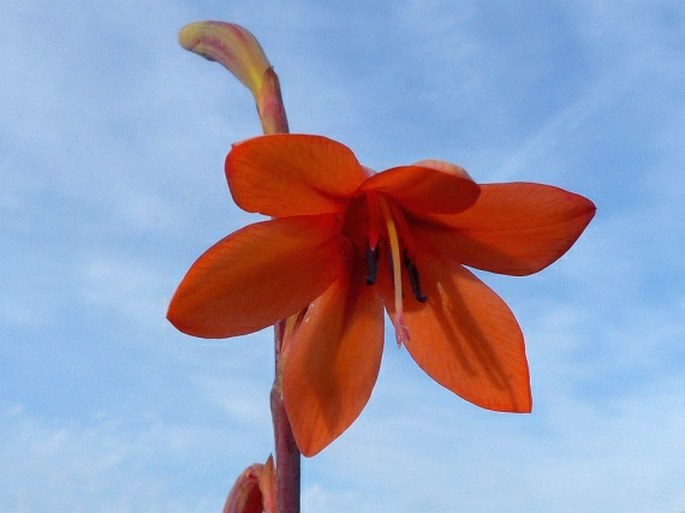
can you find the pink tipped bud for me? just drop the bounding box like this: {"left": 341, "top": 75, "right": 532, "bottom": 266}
{"left": 178, "top": 21, "right": 288, "bottom": 134}
{"left": 179, "top": 21, "right": 271, "bottom": 97}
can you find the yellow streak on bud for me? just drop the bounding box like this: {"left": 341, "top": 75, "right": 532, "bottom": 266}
{"left": 179, "top": 21, "right": 289, "bottom": 134}
{"left": 178, "top": 21, "right": 271, "bottom": 99}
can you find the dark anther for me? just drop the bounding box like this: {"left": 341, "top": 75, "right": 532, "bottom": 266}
{"left": 404, "top": 250, "right": 428, "bottom": 302}
{"left": 366, "top": 245, "right": 379, "bottom": 285}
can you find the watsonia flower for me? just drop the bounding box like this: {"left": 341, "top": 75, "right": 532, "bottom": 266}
{"left": 168, "top": 134, "right": 596, "bottom": 456}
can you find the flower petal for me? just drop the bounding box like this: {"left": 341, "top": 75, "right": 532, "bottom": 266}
{"left": 226, "top": 134, "right": 368, "bottom": 216}
{"left": 283, "top": 248, "right": 384, "bottom": 456}
{"left": 360, "top": 163, "right": 480, "bottom": 215}
{"left": 419, "top": 183, "right": 596, "bottom": 275}
{"left": 167, "top": 215, "right": 345, "bottom": 338}
{"left": 380, "top": 243, "right": 531, "bottom": 412}
{"left": 222, "top": 464, "right": 263, "bottom": 513}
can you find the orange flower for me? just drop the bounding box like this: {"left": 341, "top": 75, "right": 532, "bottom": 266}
{"left": 167, "top": 134, "right": 595, "bottom": 456}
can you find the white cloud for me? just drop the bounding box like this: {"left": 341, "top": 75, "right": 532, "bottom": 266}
{"left": 0, "top": 405, "right": 226, "bottom": 513}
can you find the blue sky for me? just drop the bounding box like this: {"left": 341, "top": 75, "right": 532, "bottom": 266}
{"left": 2, "top": 1, "right": 684, "bottom": 511}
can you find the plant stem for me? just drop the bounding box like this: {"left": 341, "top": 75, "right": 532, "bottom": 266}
{"left": 257, "top": 68, "right": 290, "bottom": 135}
{"left": 260, "top": 68, "right": 299, "bottom": 513}
{"left": 179, "top": 21, "right": 298, "bottom": 512}
{"left": 271, "top": 320, "right": 300, "bottom": 513}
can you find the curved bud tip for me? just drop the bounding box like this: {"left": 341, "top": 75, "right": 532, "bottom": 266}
{"left": 259, "top": 455, "right": 277, "bottom": 513}
{"left": 179, "top": 21, "right": 272, "bottom": 98}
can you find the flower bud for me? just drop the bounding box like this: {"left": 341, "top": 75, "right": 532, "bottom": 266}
{"left": 178, "top": 21, "right": 288, "bottom": 134}
{"left": 223, "top": 455, "right": 276, "bottom": 513}
{"left": 179, "top": 21, "right": 270, "bottom": 96}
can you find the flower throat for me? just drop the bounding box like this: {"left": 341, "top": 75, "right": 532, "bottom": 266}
{"left": 360, "top": 192, "right": 427, "bottom": 345}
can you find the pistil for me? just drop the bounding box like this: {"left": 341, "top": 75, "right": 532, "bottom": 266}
{"left": 378, "top": 196, "right": 410, "bottom": 345}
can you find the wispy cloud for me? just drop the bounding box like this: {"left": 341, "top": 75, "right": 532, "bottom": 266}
{"left": 0, "top": 404, "right": 225, "bottom": 513}
{"left": 2, "top": 1, "right": 685, "bottom": 512}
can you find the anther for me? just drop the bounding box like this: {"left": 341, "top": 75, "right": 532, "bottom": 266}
{"left": 404, "top": 250, "right": 428, "bottom": 302}
{"left": 366, "top": 245, "right": 379, "bottom": 285}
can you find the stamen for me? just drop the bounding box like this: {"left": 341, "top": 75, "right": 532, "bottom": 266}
{"left": 378, "top": 197, "right": 410, "bottom": 345}
{"left": 404, "top": 250, "right": 427, "bottom": 302}
{"left": 365, "top": 245, "right": 379, "bottom": 284}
